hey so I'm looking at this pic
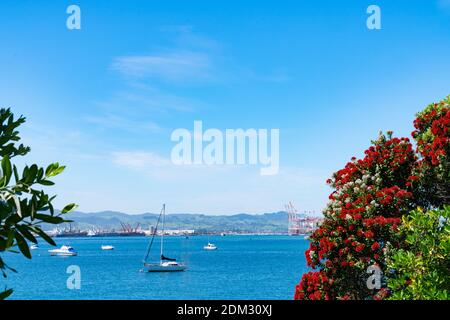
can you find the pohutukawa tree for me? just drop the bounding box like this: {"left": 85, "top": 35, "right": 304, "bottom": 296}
{"left": 295, "top": 133, "right": 416, "bottom": 300}
{"left": 295, "top": 95, "right": 450, "bottom": 300}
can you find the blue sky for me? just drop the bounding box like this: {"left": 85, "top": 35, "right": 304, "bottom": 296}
{"left": 1, "top": 0, "right": 449, "bottom": 215}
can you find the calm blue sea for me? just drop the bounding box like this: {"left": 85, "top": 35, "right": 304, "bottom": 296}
{"left": 2, "top": 235, "right": 309, "bottom": 300}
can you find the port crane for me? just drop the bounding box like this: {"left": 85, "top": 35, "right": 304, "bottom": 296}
{"left": 285, "top": 202, "right": 320, "bottom": 235}
{"left": 120, "top": 222, "right": 142, "bottom": 233}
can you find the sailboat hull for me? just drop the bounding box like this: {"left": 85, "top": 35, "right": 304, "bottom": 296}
{"left": 144, "top": 263, "right": 186, "bottom": 272}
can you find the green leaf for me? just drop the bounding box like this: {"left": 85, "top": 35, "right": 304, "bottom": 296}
{"left": 32, "top": 227, "right": 56, "bottom": 246}
{"left": 0, "top": 288, "right": 13, "bottom": 300}
{"left": 53, "top": 166, "right": 65, "bottom": 176}
{"left": 22, "top": 165, "right": 29, "bottom": 180}
{"left": 38, "top": 180, "right": 54, "bottom": 186}
{"left": 5, "top": 230, "right": 14, "bottom": 249}
{"left": 61, "top": 203, "right": 78, "bottom": 214}
{"left": 36, "top": 167, "right": 44, "bottom": 181}
{"left": 33, "top": 214, "right": 64, "bottom": 224}
{"left": 16, "top": 225, "right": 37, "bottom": 244}
{"left": 12, "top": 165, "right": 19, "bottom": 183}
{"left": 27, "top": 164, "right": 38, "bottom": 183}
{"left": 1, "top": 155, "right": 12, "bottom": 186}
{"left": 45, "top": 163, "right": 65, "bottom": 177}
{"left": 14, "top": 231, "right": 31, "bottom": 259}
{"left": 48, "top": 202, "right": 54, "bottom": 216}
{"left": 45, "top": 163, "right": 57, "bottom": 176}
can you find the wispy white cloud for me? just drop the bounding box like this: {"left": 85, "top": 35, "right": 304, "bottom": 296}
{"left": 22, "top": 124, "right": 88, "bottom": 156}
{"left": 110, "top": 25, "right": 288, "bottom": 85}
{"left": 111, "top": 51, "right": 213, "bottom": 82}
{"left": 77, "top": 27, "right": 212, "bottom": 140}
{"left": 111, "top": 151, "right": 232, "bottom": 180}
{"left": 93, "top": 83, "right": 196, "bottom": 121}
{"left": 85, "top": 113, "right": 162, "bottom": 133}
{"left": 115, "top": 86, "right": 196, "bottom": 113}
{"left": 91, "top": 26, "right": 288, "bottom": 144}
{"left": 112, "top": 151, "right": 171, "bottom": 169}
{"left": 92, "top": 28, "right": 216, "bottom": 132}
{"left": 160, "top": 25, "right": 222, "bottom": 51}
{"left": 240, "top": 68, "right": 291, "bottom": 83}
{"left": 89, "top": 82, "right": 198, "bottom": 133}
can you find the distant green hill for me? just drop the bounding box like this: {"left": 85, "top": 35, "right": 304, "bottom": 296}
{"left": 45, "top": 210, "right": 291, "bottom": 234}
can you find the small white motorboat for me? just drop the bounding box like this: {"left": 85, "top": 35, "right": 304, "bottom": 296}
{"left": 48, "top": 245, "right": 77, "bottom": 256}
{"left": 203, "top": 242, "right": 217, "bottom": 250}
{"left": 30, "top": 244, "right": 39, "bottom": 250}
{"left": 101, "top": 245, "right": 114, "bottom": 250}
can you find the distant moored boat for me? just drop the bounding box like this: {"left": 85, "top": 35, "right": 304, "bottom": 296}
{"left": 48, "top": 245, "right": 77, "bottom": 256}
{"left": 203, "top": 242, "right": 217, "bottom": 250}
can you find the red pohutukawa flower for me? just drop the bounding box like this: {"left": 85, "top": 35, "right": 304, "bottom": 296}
{"left": 294, "top": 271, "right": 333, "bottom": 300}
{"left": 410, "top": 96, "right": 450, "bottom": 208}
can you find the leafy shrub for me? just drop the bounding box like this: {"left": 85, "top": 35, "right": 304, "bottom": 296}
{"left": 387, "top": 206, "right": 449, "bottom": 300}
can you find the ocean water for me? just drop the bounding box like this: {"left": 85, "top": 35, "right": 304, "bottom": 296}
{"left": 2, "top": 235, "right": 309, "bottom": 300}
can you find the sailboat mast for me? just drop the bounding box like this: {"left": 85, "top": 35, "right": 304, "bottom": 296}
{"left": 143, "top": 205, "right": 163, "bottom": 264}
{"left": 160, "top": 203, "right": 165, "bottom": 263}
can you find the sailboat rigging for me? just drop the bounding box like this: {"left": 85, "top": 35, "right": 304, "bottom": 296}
{"left": 142, "top": 204, "right": 186, "bottom": 272}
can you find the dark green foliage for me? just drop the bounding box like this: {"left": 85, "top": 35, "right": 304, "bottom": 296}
{"left": 387, "top": 206, "right": 450, "bottom": 300}
{"left": 0, "top": 108, "right": 77, "bottom": 299}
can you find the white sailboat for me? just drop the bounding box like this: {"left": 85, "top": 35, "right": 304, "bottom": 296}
{"left": 142, "top": 204, "right": 186, "bottom": 272}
